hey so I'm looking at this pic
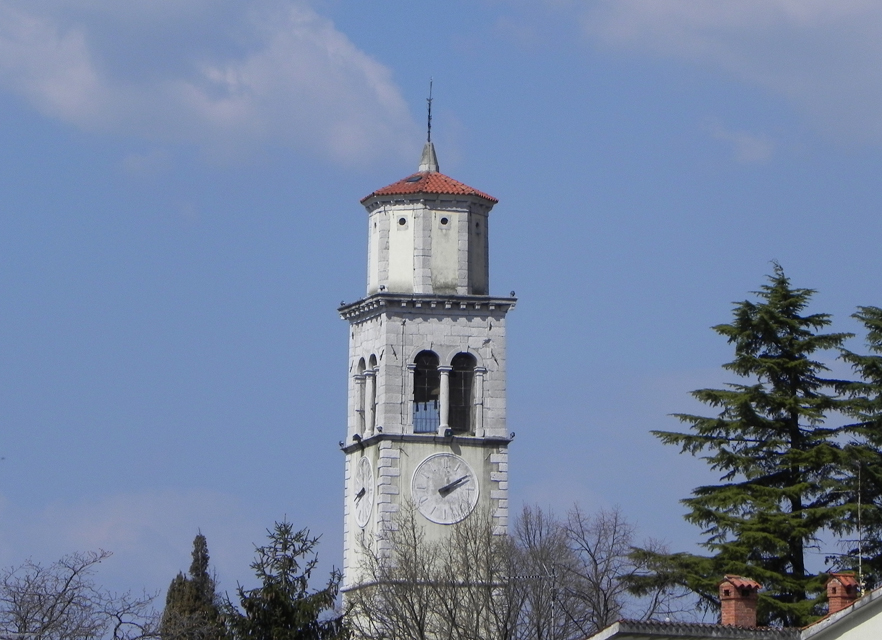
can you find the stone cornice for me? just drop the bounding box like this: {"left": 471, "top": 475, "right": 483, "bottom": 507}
{"left": 339, "top": 431, "right": 512, "bottom": 455}
{"left": 338, "top": 293, "right": 517, "bottom": 322}
{"left": 361, "top": 192, "right": 496, "bottom": 213}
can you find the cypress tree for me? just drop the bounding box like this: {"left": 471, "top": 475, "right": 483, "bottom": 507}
{"left": 644, "top": 265, "right": 855, "bottom": 626}
{"left": 161, "top": 533, "right": 226, "bottom": 640}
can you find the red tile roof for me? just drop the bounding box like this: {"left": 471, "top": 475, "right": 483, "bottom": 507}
{"left": 720, "top": 575, "right": 762, "bottom": 591}
{"left": 361, "top": 171, "right": 497, "bottom": 204}
{"left": 828, "top": 573, "right": 860, "bottom": 588}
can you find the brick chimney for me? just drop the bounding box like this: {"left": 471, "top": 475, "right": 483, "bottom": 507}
{"left": 827, "top": 573, "right": 860, "bottom": 614}
{"left": 719, "top": 575, "right": 761, "bottom": 627}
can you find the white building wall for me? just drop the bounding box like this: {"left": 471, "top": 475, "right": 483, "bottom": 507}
{"left": 468, "top": 212, "right": 489, "bottom": 295}
{"left": 387, "top": 211, "right": 414, "bottom": 293}
{"left": 803, "top": 590, "right": 882, "bottom": 640}
{"left": 430, "top": 210, "right": 458, "bottom": 294}
{"left": 364, "top": 195, "right": 494, "bottom": 297}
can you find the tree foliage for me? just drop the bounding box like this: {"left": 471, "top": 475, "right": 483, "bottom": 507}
{"left": 637, "top": 265, "right": 864, "bottom": 627}
{"left": 0, "top": 550, "right": 157, "bottom": 640}
{"left": 160, "top": 534, "right": 225, "bottom": 640}
{"left": 223, "top": 521, "right": 345, "bottom": 640}
{"left": 836, "top": 305, "right": 882, "bottom": 587}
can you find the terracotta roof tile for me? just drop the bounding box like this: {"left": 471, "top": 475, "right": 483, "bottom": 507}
{"left": 361, "top": 171, "right": 497, "bottom": 204}
{"left": 720, "top": 576, "right": 762, "bottom": 591}
{"left": 828, "top": 573, "right": 860, "bottom": 588}
{"left": 592, "top": 620, "right": 798, "bottom": 639}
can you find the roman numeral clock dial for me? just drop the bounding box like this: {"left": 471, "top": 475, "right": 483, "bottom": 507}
{"left": 411, "top": 453, "right": 479, "bottom": 525}
{"left": 353, "top": 456, "right": 374, "bottom": 528}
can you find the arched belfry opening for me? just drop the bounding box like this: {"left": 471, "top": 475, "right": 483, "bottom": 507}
{"left": 449, "top": 353, "right": 477, "bottom": 433}
{"left": 413, "top": 351, "right": 440, "bottom": 433}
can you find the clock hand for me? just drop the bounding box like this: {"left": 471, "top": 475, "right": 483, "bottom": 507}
{"left": 355, "top": 487, "right": 366, "bottom": 501}
{"left": 438, "top": 475, "right": 469, "bottom": 495}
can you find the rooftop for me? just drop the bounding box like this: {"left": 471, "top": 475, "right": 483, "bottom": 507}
{"left": 360, "top": 140, "right": 497, "bottom": 204}
{"left": 361, "top": 171, "right": 498, "bottom": 204}
{"left": 590, "top": 620, "right": 798, "bottom": 640}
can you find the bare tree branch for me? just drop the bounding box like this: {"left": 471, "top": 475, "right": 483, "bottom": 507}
{"left": 0, "top": 551, "right": 158, "bottom": 640}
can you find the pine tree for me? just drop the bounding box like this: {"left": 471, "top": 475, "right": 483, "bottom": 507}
{"left": 837, "top": 306, "right": 882, "bottom": 588}
{"left": 223, "top": 521, "right": 346, "bottom": 640}
{"left": 645, "top": 265, "right": 855, "bottom": 626}
{"left": 161, "top": 533, "right": 226, "bottom": 640}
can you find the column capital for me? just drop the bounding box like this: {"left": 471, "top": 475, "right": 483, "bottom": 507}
{"left": 438, "top": 365, "right": 453, "bottom": 374}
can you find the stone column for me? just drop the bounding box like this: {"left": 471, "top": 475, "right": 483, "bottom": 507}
{"left": 354, "top": 374, "right": 366, "bottom": 435}
{"left": 438, "top": 365, "right": 452, "bottom": 434}
{"left": 364, "top": 369, "right": 376, "bottom": 437}
{"left": 474, "top": 367, "right": 486, "bottom": 436}
{"left": 406, "top": 363, "right": 416, "bottom": 431}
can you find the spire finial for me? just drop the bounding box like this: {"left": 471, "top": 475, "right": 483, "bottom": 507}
{"left": 426, "top": 78, "right": 433, "bottom": 143}
{"left": 418, "top": 78, "right": 439, "bottom": 172}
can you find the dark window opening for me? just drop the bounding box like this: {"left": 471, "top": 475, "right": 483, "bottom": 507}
{"left": 413, "top": 351, "right": 440, "bottom": 433}
{"left": 449, "top": 353, "right": 476, "bottom": 433}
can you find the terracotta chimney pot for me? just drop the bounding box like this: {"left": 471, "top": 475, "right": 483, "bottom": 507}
{"left": 827, "top": 573, "right": 860, "bottom": 614}
{"left": 718, "top": 575, "right": 761, "bottom": 627}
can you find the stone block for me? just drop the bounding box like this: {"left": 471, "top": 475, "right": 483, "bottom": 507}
{"left": 379, "top": 467, "right": 400, "bottom": 477}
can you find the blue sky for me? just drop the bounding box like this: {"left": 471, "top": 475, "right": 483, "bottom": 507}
{"left": 2, "top": 0, "right": 882, "bottom": 598}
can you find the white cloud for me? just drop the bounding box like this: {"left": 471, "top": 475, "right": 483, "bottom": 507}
{"left": 0, "top": 489, "right": 262, "bottom": 596}
{"left": 0, "top": 0, "right": 418, "bottom": 164}
{"left": 581, "top": 0, "right": 882, "bottom": 145}
{"left": 703, "top": 119, "right": 774, "bottom": 164}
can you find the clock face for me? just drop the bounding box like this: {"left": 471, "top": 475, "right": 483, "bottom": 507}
{"left": 353, "top": 456, "right": 374, "bottom": 528}
{"left": 411, "top": 453, "right": 479, "bottom": 525}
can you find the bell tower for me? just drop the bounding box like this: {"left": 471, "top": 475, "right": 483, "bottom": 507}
{"left": 339, "top": 140, "right": 516, "bottom": 591}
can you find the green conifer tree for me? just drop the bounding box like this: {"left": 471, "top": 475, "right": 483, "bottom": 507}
{"left": 837, "top": 306, "right": 882, "bottom": 588}
{"left": 638, "top": 266, "right": 855, "bottom": 626}
{"left": 223, "top": 521, "right": 346, "bottom": 640}
{"left": 161, "top": 533, "right": 226, "bottom": 640}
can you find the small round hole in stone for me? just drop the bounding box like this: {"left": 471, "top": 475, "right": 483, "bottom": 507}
{"left": 440, "top": 217, "right": 449, "bottom": 226}
{"left": 398, "top": 217, "right": 407, "bottom": 226}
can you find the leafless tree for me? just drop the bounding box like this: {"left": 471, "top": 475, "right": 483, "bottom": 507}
{"left": 346, "top": 503, "right": 687, "bottom": 640}
{"left": 347, "top": 503, "right": 516, "bottom": 640}
{"left": 0, "top": 550, "right": 158, "bottom": 640}
{"left": 346, "top": 504, "right": 431, "bottom": 640}
{"left": 558, "top": 506, "right": 692, "bottom": 637}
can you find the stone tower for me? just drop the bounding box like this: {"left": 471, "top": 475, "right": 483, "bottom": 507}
{"left": 339, "top": 141, "right": 516, "bottom": 591}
